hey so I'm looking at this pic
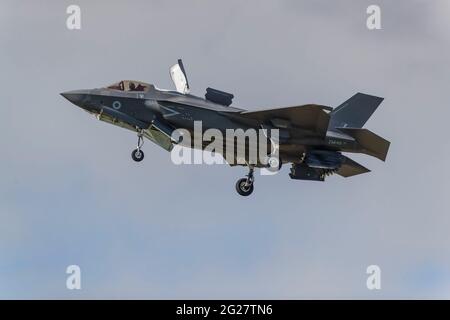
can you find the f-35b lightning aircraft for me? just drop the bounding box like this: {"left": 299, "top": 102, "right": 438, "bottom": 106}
{"left": 61, "top": 59, "right": 390, "bottom": 196}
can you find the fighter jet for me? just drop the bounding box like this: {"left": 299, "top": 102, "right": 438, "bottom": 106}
{"left": 61, "top": 59, "right": 390, "bottom": 196}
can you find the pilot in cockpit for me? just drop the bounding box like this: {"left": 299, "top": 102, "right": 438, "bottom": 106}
{"left": 107, "top": 81, "right": 149, "bottom": 92}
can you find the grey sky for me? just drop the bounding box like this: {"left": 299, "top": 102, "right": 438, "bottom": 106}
{"left": 1, "top": 0, "right": 450, "bottom": 298}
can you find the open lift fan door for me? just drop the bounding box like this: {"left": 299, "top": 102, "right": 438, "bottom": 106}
{"left": 205, "top": 87, "right": 234, "bottom": 106}
{"left": 169, "top": 59, "right": 190, "bottom": 94}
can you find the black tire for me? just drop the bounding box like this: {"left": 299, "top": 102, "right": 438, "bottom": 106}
{"left": 131, "top": 149, "right": 144, "bottom": 162}
{"left": 235, "top": 178, "right": 254, "bottom": 196}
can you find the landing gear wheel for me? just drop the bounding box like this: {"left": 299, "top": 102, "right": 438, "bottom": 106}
{"left": 236, "top": 178, "right": 254, "bottom": 196}
{"left": 131, "top": 130, "right": 145, "bottom": 162}
{"left": 236, "top": 166, "right": 255, "bottom": 196}
{"left": 131, "top": 148, "right": 144, "bottom": 162}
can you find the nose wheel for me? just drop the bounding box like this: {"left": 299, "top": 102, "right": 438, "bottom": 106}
{"left": 236, "top": 166, "right": 254, "bottom": 196}
{"left": 131, "top": 131, "right": 145, "bottom": 162}
{"left": 131, "top": 148, "right": 144, "bottom": 162}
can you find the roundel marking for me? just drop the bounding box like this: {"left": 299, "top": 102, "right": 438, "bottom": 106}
{"left": 112, "top": 100, "right": 121, "bottom": 110}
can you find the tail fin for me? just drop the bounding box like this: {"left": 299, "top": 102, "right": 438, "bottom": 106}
{"left": 329, "top": 93, "right": 384, "bottom": 129}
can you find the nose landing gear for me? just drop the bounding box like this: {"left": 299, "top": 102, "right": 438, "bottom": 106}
{"left": 236, "top": 166, "right": 255, "bottom": 196}
{"left": 131, "top": 131, "right": 145, "bottom": 162}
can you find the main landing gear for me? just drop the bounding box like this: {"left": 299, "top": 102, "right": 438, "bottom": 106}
{"left": 236, "top": 166, "right": 255, "bottom": 196}
{"left": 131, "top": 131, "right": 145, "bottom": 162}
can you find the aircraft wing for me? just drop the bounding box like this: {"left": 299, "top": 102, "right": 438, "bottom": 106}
{"left": 239, "top": 104, "right": 332, "bottom": 137}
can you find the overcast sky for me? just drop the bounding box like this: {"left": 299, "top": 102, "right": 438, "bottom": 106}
{"left": 1, "top": 0, "right": 450, "bottom": 299}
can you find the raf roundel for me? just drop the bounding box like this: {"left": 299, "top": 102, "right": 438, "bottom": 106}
{"left": 112, "top": 100, "right": 121, "bottom": 110}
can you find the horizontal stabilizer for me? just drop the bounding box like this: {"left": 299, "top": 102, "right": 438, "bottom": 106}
{"left": 337, "top": 127, "right": 390, "bottom": 161}
{"left": 337, "top": 156, "right": 370, "bottom": 177}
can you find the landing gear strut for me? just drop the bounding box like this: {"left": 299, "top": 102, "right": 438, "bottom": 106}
{"left": 131, "top": 131, "right": 145, "bottom": 162}
{"left": 236, "top": 166, "right": 255, "bottom": 196}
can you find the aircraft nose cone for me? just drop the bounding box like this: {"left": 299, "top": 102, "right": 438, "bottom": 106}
{"left": 60, "top": 90, "right": 89, "bottom": 106}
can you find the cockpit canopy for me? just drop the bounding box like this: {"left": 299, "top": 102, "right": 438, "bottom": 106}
{"left": 107, "top": 80, "right": 152, "bottom": 92}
